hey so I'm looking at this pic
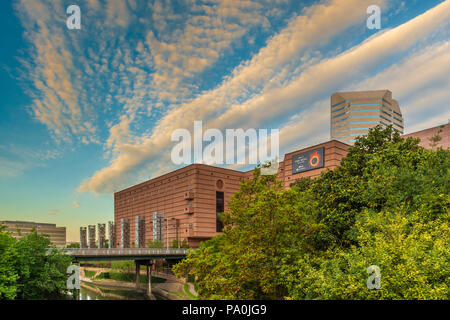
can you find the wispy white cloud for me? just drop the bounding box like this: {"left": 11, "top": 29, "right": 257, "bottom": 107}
{"left": 15, "top": 0, "right": 99, "bottom": 144}
{"left": 78, "top": 0, "right": 391, "bottom": 193}
{"left": 80, "top": 0, "right": 450, "bottom": 194}
{"left": 15, "top": 0, "right": 449, "bottom": 195}
{"left": 353, "top": 40, "right": 450, "bottom": 132}
{"left": 262, "top": 37, "right": 450, "bottom": 158}
{"left": 209, "top": 0, "right": 450, "bottom": 131}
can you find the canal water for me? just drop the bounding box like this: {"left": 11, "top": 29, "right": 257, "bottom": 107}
{"left": 78, "top": 282, "right": 149, "bottom": 300}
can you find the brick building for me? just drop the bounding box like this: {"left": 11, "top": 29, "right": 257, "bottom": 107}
{"left": 114, "top": 121, "right": 449, "bottom": 249}
{"left": 114, "top": 140, "right": 350, "bottom": 248}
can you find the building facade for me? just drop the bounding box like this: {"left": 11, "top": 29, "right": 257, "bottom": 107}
{"left": 331, "top": 90, "right": 404, "bottom": 144}
{"left": 402, "top": 123, "right": 449, "bottom": 150}
{"left": 114, "top": 140, "right": 349, "bottom": 248}
{"left": 0, "top": 220, "right": 66, "bottom": 247}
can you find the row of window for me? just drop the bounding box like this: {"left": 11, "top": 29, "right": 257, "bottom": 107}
{"left": 331, "top": 108, "right": 380, "bottom": 119}
{"left": 332, "top": 100, "right": 402, "bottom": 117}
{"left": 332, "top": 115, "right": 380, "bottom": 125}
{"left": 332, "top": 100, "right": 388, "bottom": 110}
{"left": 331, "top": 126, "right": 376, "bottom": 136}
{"left": 331, "top": 98, "right": 391, "bottom": 109}
{"left": 332, "top": 121, "right": 381, "bottom": 131}
{"left": 334, "top": 133, "right": 365, "bottom": 139}
{"left": 380, "top": 115, "right": 404, "bottom": 129}
{"left": 331, "top": 100, "right": 349, "bottom": 109}
{"left": 332, "top": 114, "right": 403, "bottom": 129}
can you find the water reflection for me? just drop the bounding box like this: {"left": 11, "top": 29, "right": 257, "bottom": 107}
{"left": 79, "top": 283, "right": 148, "bottom": 300}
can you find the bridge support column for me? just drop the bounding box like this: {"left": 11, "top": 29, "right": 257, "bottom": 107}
{"left": 135, "top": 261, "right": 141, "bottom": 290}
{"left": 146, "top": 263, "right": 152, "bottom": 297}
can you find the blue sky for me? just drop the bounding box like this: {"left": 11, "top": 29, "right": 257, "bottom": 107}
{"left": 0, "top": 0, "right": 449, "bottom": 241}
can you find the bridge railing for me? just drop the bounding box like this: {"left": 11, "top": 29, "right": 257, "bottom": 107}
{"left": 48, "top": 248, "right": 189, "bottom": 256}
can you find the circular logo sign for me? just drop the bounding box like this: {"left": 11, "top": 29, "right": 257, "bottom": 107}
{"left": 309, "top": 151, "right": 321, "bottom": 168}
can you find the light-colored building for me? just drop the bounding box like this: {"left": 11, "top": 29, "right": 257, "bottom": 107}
{"left": 0, "top": 220, "right": 66, "bottom": 247}
{"left": 331, "top": 90, "right": 404, "bottom": 144}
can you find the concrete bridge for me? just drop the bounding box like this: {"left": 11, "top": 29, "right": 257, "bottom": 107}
{"left": 51, "top": 248, "right": 190, "bottom": 299}
{"left": 56, "top": 248, "right": 189, "bottom": 262}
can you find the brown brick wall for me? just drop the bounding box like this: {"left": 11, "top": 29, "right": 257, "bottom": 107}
{"left": 114, "top": 164, "right": 245, "bottom": 248}
{"left": 402, "top": 123, "right": 449, "bottom": 150}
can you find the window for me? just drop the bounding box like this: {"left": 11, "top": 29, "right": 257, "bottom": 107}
{"left": 331, "top": 105, "right": 347, "bottom": 113}
{"left": 348, "top": 109, "right": 379, "bottom": 113}
{"left": 331, "top": 115, "right": 379, "bottom": 125}
{"left": 216, "top": 191, "right": 224, "bottom": 232}
{"left": 349, "top": 103, "right": 381, "bottom": 107}
{"left": 331, "top": 111, "right": 347, "bottom": 119}
{"left": 331, "top": 100, "right": 349, "bottom": 108}
{"left": 332, "top": 121, "right": 380, "bottom": 131}
{"left": 380, "top": 115, "right": 392, "bottom": 123}
{"left": 382, "top": 98, "right": 392, "bottom": 106}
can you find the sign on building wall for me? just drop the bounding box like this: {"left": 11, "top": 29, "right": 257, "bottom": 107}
{"left": 292, "top": 147, "right": 324, "bottom": 174}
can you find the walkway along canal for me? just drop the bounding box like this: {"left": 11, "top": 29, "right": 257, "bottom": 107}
{"left": 78, "top": 265, "right": 197, "bottom": 300}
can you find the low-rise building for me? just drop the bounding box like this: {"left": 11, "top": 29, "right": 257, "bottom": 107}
{"left": 0, "top": 220, "right": 66, "bottom": 247}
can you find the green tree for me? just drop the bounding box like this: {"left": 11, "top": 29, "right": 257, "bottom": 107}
{"left": 147, "top": 239, "right": 163, "bottom": 248}
{"left": 279, "top": 207, "right": 449, "bottom": 299}
{"left": 174, "top": 170, "right": 311, "bottom": 299}
{"left": 174, "top": 126, "right": 449, "bottom": 300}
{"left": 171, "top": 239, "right": 190, "bottom": 249}
{"left": 66, "top": 242, "right": 80, "bottom": 248}
{"left": 0, "top": 227, "right": 18, "bottom": 299}
{"left": 13, "top": 231, "right": 72, "bottom": 299}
